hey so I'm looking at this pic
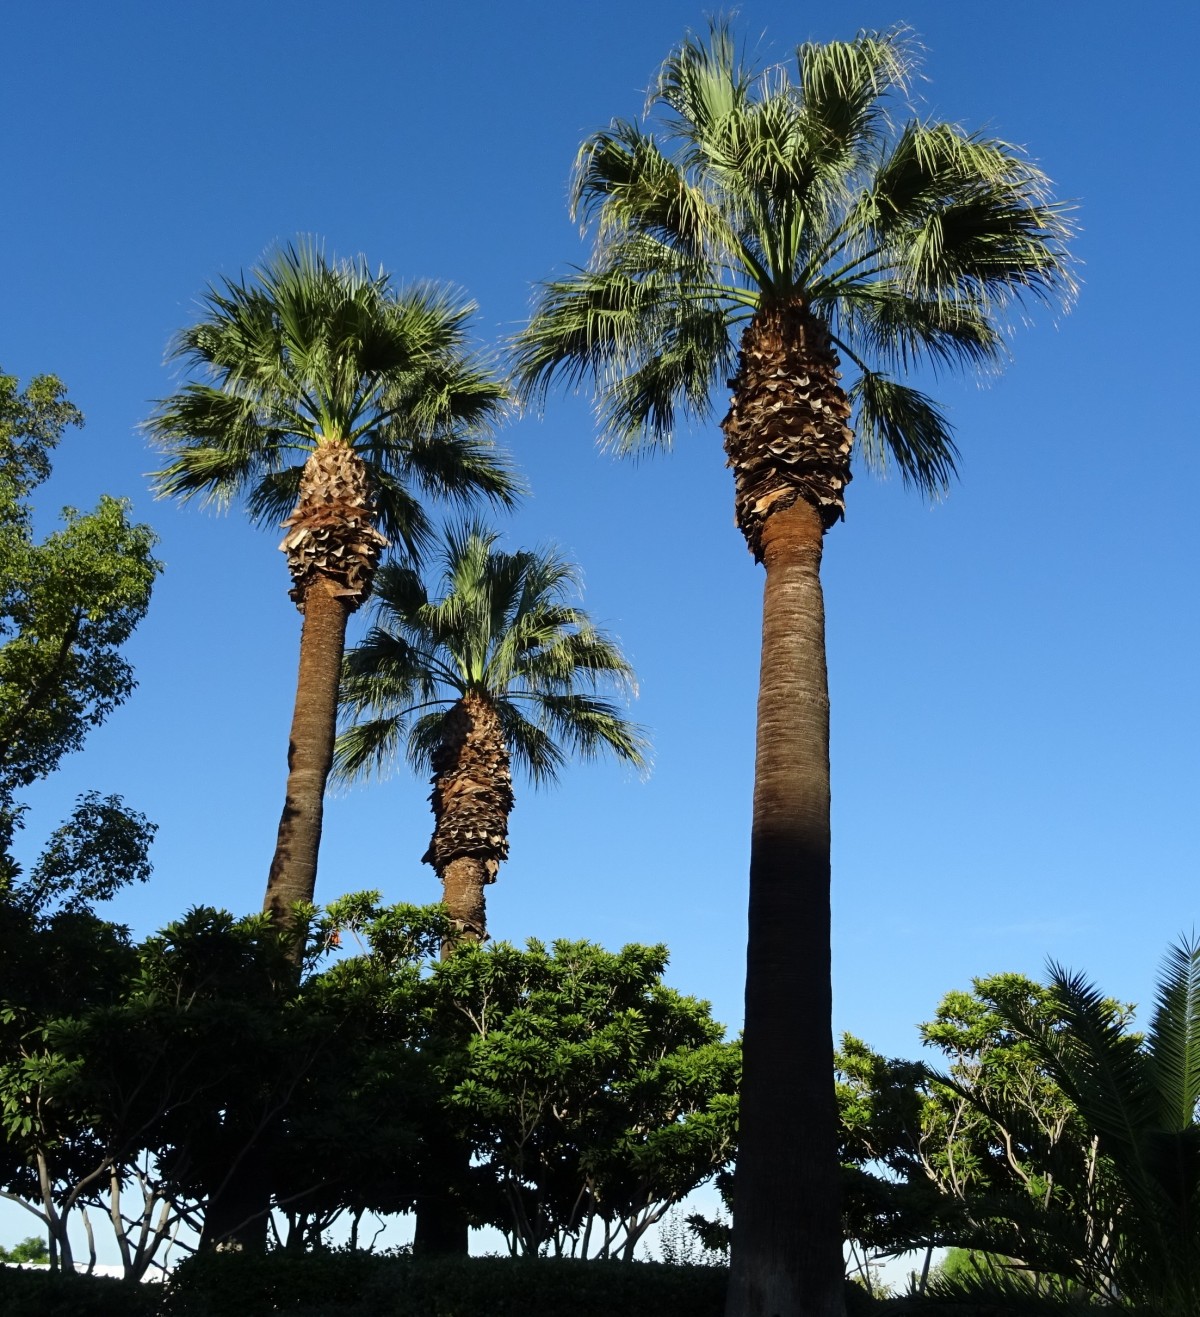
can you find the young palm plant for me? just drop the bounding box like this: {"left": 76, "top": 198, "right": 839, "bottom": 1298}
{"left": 148, "top": 242, "right": 514, "bottom": 933}
{"left": 513, "top": 24, "right": 1074, "bottom": 1317}
{"left": 335, "top": 521, "right": 646, "bottom": 950}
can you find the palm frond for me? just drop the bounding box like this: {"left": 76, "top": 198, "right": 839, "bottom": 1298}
{"left": 1148, "top": 937, "right": 1200, "bottom": 1133}
{"left": 847, "top": 370, "right": 958, "bottom": 492}
{"left": 796, "top": 28, "right": 912, "bottom": 177}
{"left": 337, "top": 523, "right": 646, "bottom": 795}
{"left": 149, "top": 238, "right": 513, "bottom": 559}
{"left": 332, "top": 716, "right": 406, "bottom": 784}
{"left": 516, "top": 20, "right": 1072, "bottom": 485}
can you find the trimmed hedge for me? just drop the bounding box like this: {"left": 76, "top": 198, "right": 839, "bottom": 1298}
{"left": 164, "top": 1252, "right": 730, "bottom": 1316}
{"left": 0, "top": 1267, "right": 162, "bottom": 1317}
{"left": 0, "top": 1253, "right": 884, "bottom": 1316}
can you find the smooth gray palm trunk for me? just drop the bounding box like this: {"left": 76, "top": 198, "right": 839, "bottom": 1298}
{"left": 726, "top": 498, "right": 843, "bottom": 1317}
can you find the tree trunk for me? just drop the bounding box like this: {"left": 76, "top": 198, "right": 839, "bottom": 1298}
{"left": 415, "top": 691, "right": 514, "bottom": 1253}
{"left": 263, "top": 440, "right": 385, "bottom": 934}
{"left": 422, "top": 690, "right": 513, "bottom": 956}
{"left": 722, "top": 307, "right": 849, "bottom": 1317}
{"left": 725, "top": 497, "right": 844, "bottom": 1317}
{"left": 262, "top": 578, "right": 351, "bottom": 929}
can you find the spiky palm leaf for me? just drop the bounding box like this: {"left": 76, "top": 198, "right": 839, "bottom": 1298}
{"left": 148, "top": 240, "right": 516, "bottom": 559}
{"left": 334, "top": 523, "right": 647, "bottom": 787}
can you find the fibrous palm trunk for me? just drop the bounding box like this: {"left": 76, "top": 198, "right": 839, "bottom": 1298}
{"left": 423, "top": 689, "right": 514, "bottom": 957}
{"left": 263, "top": 437, "right": 387, "bottom": 932}
{"left": 415, "top": 691, "right": 514, "bottom": 1256}
{"left": 722, "top": 304, "right": 851, "bottom": 1317}
{"left": 216, "top": 441, "right": 385, "bottom": 1255}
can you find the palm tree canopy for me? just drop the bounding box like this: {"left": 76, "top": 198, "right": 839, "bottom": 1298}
{"left": 513, "top": 22, "right": 1074, "bottom": 493}
{"left": 334, "top": 523, "right": 648, "bottom": 786}
{"left": 148, "top": 240, "right": 518, "bottom": 559}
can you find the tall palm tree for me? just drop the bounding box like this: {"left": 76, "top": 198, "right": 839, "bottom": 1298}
{"left": 148, "top": 242, "right": 515, "bottom": 932}
{"left": 512, "top": 25, "right": 1073, "bottom": 1317}
{"left": 334, "top": 521, "right": 646, "bottom": 950}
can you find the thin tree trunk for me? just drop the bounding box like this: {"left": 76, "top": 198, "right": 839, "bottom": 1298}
{"left": 725, "top": 497, "right": 844, "bottom": 1317}
{"left": 263, "top": 577, "right": 351, "bottom": 929}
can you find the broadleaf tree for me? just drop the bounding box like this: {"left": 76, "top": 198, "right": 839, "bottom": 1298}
{"left": 513, "top": 24, "right": 1073, "bottom": 1315}
{"left": 0, "top": 369, "right": 159, "bottom": 904}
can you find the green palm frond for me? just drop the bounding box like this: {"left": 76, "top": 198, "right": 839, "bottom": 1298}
{"left": 336, "top": 522, "right": 647, "bottom": 788}
{"left": 1148, "top": 937, "right": 1200, "bottom": 1133}
{"left": 847, "top": 371, "right": 958, "bottom": 492}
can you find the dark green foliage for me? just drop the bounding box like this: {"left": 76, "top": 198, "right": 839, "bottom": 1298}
{"left": 163, "top": 1251, "right": 731, "bottom": 1317}
{"left": 430, "top": 936, "right": 739, "bottom": 1258}
{"left": 0, "top": 1268, "right": 161, "bottom": 1317}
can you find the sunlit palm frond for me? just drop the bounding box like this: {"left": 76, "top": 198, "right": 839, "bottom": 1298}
{"left": 1148, "top": 937, "right": 1200, "bottom": 1133}
{"left": 148, "top": 239, "right": 512, "bottom": 556}
{"left": 847, "top": 371, "right": 958, "bottom": 492}
{"left": 514, "top": 23, "right": 1073, "bottom": 489}
{"left": 337, "top": 523, "right": 645, "bottom": 791}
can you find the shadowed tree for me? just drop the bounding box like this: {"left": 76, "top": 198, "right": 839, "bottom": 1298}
{"left": 148, "top": 243, "right": 515, "bottom": 933}
{"left": 335, "top": 521, "right": 646, "bottom": 951}
{"left": 513, "top": 24, "right": 1073, "bottom": 1316}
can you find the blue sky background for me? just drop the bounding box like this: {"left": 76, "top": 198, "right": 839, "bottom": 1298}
{"left": 2, "top": 0, "right": 1197, "bottom": 1108}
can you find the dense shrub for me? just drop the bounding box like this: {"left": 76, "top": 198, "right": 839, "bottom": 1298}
{"left": 164, "top": 1251, "right": 730, "bottom": 1317}
{"left": 0, "top": 1267, "right": 162, "bottom": 1317}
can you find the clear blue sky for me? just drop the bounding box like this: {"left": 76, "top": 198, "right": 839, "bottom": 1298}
{"left": 2, "top": 0, "right": 1197, "bottom": 1078}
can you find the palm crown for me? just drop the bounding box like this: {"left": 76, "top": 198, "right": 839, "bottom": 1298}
{"left": 149, "top": 240, "right": 516, "bottom": 560}
{"left": 335, "top": 522, "right": 646, "bottom": 786}
{"left": 514, "top": 23, "right": 1074, "bottom": 494}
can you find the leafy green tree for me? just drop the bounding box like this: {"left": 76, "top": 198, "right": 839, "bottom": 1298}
{"left": 336, "top": 522, "right": 646, "bottom": 949}
{"left": 148, "top": 243, "right": 515, "bottom": 931}
{"left": 0, "top": 370, "right": 159, "bottom": 891}
{"left": 432, "top": 937, "right": 739, "bottom": 1260}
{"left": 0, "top": 1234, "right": 49, "bottom": 1264}
{"left": 512, "top": 23, "right": 1073, "bottom": 1314}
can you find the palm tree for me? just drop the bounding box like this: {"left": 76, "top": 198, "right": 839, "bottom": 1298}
{"left": 334, "top": 521, "right": 646, "bottom": 950}
{"left": 512, "top": 24, "right": 1073, "bottom": 1317}
{"left": 148, "top": 242, "right": 514, "bottom": 931}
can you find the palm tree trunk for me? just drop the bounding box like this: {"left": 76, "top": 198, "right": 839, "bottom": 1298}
{"left": 723, "top": 308, "right": 849, "bottom": 1317}
{"left": 262, "top": 577, "right": 351, "bottom": 928}
{"left": 416, "top": 691, "right": 513, "bottom": 1255}
{"left": 264, "top": 440, "right": 385, "bottom": 935}
{"left": 423, "top": 690, "right": 513, "bottom": 956}
{"left": 725, "top": 496, "right": 844, "bottom": 1317}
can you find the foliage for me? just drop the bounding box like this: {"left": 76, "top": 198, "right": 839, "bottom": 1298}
{"left": 431, "top": 936, "right": 739, "bottom": 1259}
{"left": 147, "top": 240, "right": 516, "bottom": 561}
{"left": 0, "top": 1267, "right": 161, "bottom": 1317}
{"left": 0, "top": 369, "right": 160, "bottom": 893}
{"left": 0, "top": 1234, "right": 49, "bottom": 1263}
{"left": 924, "top": 941, "right": 1200, "bottom": 1313}
{"left": 336, "top": 521, "right": 646, "bottom": 786}
{"left": 163, "top": 1251, "right": 733, "bottom": 1317}
{"left": 513, "top": 21, "right": 1074, "bottom": 482}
